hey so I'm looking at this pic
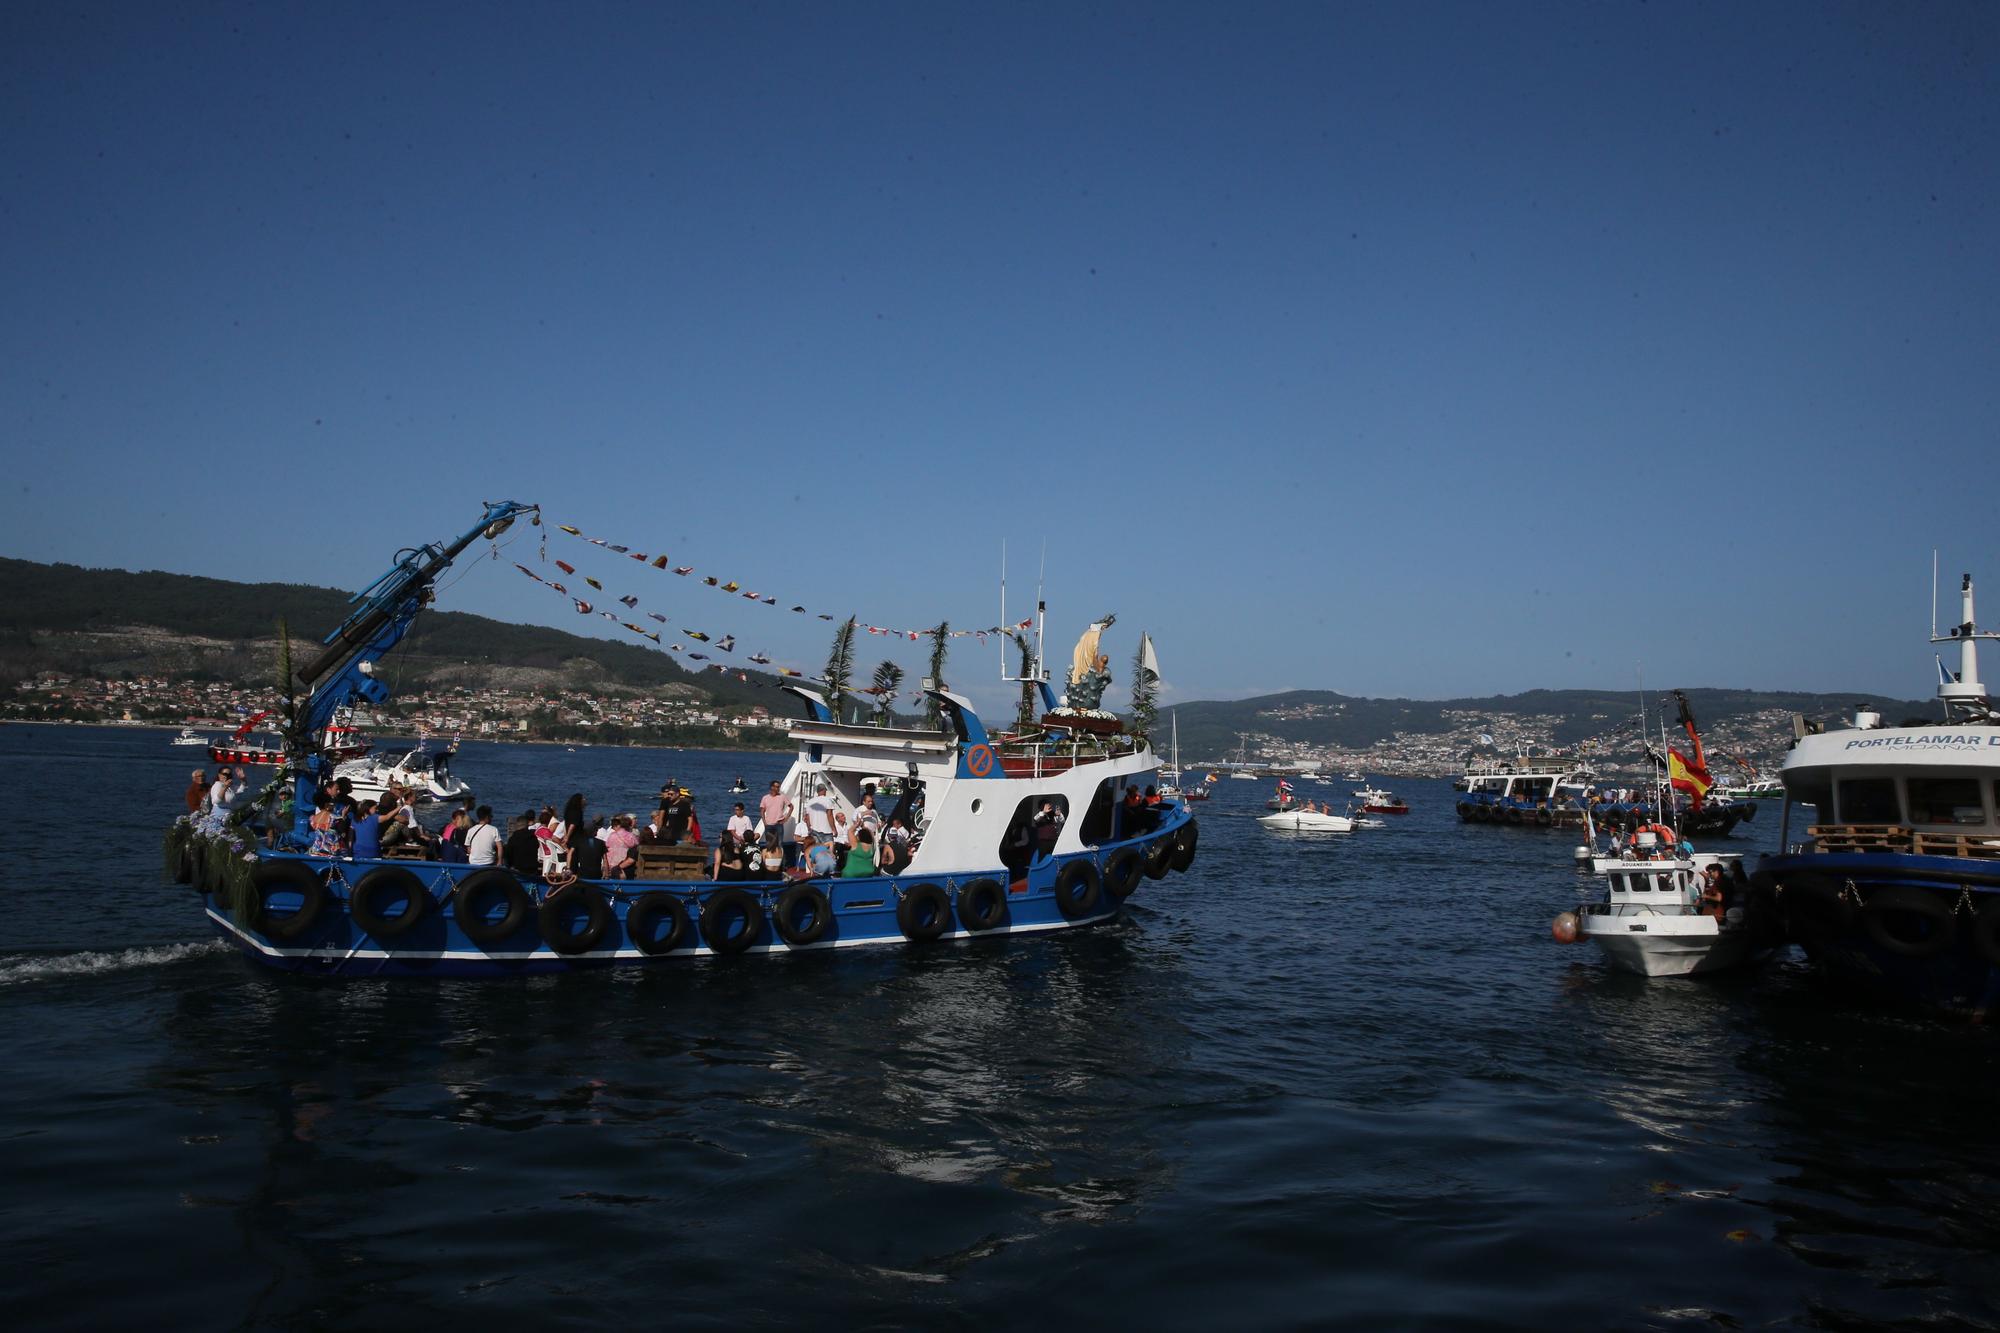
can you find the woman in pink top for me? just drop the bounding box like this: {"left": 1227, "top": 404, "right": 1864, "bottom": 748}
{"left": 602, "top": 813, "right": 640, "bottom": 879}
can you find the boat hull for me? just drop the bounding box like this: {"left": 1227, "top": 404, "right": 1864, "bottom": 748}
{"left": 191, "top": 813, "right": 1195, "bottom": 979}
{"left": 1257, "top": 811, "right": 1354, "bottom": 832}
{"left": 1757, "top": 851, "right": 2000, "bottom": 1012}
{"left": 1582, "top": 919, "right": 1771, "bottom": 976}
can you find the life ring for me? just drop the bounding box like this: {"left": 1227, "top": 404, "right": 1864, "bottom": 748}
{"left": 956, "top": 879, "right": 1006, "bottom": 932}
{"left": 1170, "top": 819, "right": 1199, "bottom": 872}
{"left": 773, "top": 884, "right": 833, "bottom": 947}
{"left": 453, "top": 870, "right": 532, "bottom": 948}
{"left": 1054, "top": 860, "right": 1104, "bottom": 919}
{"left": 1143, "top": 839, "right": 1174, "bottom": 880}
{"left": 1971, "top": 899, "right": 2000, "bottom": 967}
{"left": 1631, "top": 823, "right": 1677, "bottom": 850}
{"left": 700, "top": 887, "right": 764, "bottom": 955}
{"left": 539, "top": 884, "right": 612, "bottom": 955}
{"left": 250, "top": 861, "right": 326, "bottom": 941}
{"left": 1103, "top": 849, "right": 1144, "bottom": 900}
{"left": 625, "top": 892, "right": 690, "bottom": 955}
{"left": 1860, "top": 886, "right": 1955, "bottom": 958}
{"left": 349, "top": 866, "right": 432, "bottom": 939}
{"left": 897, "top": 882, "right": 952, "bottom": 942}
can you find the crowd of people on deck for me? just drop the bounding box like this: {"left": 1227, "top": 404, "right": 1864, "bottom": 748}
{"left": 183, "top": 764, "right": 934, "bottom": 887}
{"left": 183, "top": 761, "right": 1180, "bottom": 889}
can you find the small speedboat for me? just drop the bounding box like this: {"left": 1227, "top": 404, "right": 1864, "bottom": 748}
{"left": 333, "top": 741, "right": 471, "bottom": 805}
{"left": 170, "top": 727, "right": 209, "bottom": 747}
{"left": 1354, "top": 786, "right": 1409, "bottom": 815}
{"left": 1258, "top": 807, "right": 1356, "bottom": 833}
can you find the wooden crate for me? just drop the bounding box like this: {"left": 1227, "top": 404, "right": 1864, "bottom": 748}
{"left": 633, "top": 844, "right": 710, "bottom": 881}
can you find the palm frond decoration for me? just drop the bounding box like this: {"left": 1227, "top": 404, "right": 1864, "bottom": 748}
{"left": 869, "top": 660, "right": 904, "bottom": 726}
{"left": 924, "top": 621, "right": 950, "bottom": 729}
{"left": 1010, "top": 631, "right": 1038, "bottom": 729}
{"left": 822, "top": 616, "right": 858, "bottom": 720}
{"left": 1128, "top": 633, "right": 1160, "bottom": 743}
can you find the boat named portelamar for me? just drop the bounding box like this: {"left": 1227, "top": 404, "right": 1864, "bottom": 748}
{"left": 1752, "top": 569, "right": 2000, "bottom": 1013}
{"left": 164, "top": 502, "right": 1199, "bottom": 977}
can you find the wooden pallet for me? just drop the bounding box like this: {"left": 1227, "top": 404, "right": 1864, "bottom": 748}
{"left": 1808, "top": 823, "right": 1913, "bottom": 853}
{"left": 1912, "top": 832, "right": 2000, "bottom": 860}
{"left": 633, "top": 844, "right": 710, "bottom": 881}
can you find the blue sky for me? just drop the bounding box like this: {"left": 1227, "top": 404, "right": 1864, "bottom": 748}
{"left": 3, "top": 1, "right": 1994, "bottom": 714}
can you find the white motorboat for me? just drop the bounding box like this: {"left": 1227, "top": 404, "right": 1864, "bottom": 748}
{"left": 170, "top": 727, "right": 209, "bottom": 747}
{"left": 1258, "top": 807, "right": 1356, "bottom": 833}
{"left": 332, "top": 741, "right": 471, "bottom": 805}
{"left": 1554, "top": 830, "right": 1775, "bottom": 976}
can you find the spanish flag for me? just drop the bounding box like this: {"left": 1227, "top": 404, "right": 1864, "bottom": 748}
{"left": 1668, "top": 747, "right": 1712, "bottom": 806}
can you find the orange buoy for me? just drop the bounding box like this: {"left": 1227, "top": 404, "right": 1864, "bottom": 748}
{"left": 1551, "top": 911, "right": 1582, "bottom": 944}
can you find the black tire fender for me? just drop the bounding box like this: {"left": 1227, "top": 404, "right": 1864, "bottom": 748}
{"left": 773, "top": 883, "right": 834, "bottom": 947}
{"left": 897, "top": 882, "right": 952, "bottom": 942}
{"left": 1860, "top": 886, "right": 1955, "bottom": 958}
{"left": 1143, "top": 839, "right": 1174, "bottom": 880}
{"left": 1971, "top": 899, "right": 2000, "bottom": 967}
{"left": 625, "top": 892, "right": 691, "bottom": 956}
{"left": 540, "top": 883, "right": 612, "bottom": 955}
{"left": 1103, "top": 849, "right": 1144, "bottom": 900}
{"left": 349, "top": 865, "right": 433, "bottom": 939}
{"left": 956, "top": 879, "right": 1006, "bottom": 932}
{"left": 1054, "top": 859, "right": 1104, "bottom": 919}
{"left": 453, "top": 870, "right": 532, "bottom": 949}
{"left": 251, "top": 860, "right": 327, "bottom": 942}
{"left": 700, "top": 887, "right": 764, "bottom": 955}
{"left": 1170, "top": 819, "right": 1199, "bottom": 872}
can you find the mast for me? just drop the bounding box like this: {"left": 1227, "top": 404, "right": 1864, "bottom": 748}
{"left": 1933, "top": 571, "right": 1998, "bottom": 721}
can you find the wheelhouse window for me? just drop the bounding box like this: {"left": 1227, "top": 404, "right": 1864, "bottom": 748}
{"left": 1836, "top": 777, "right": 1902, "bottom": 824}
{"left": 1907, "top": 776, "right": 1986, "bottom": 826}
{"left": 1000, "top": 794, "right": 1069, "bottom": 870}
{"left": 1078, "top": 779, "right": 1118, "bottom": 845}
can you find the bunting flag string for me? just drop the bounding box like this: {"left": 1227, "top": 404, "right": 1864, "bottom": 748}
{"left": 514, "top": 559, "right": 814, "bottom": 685}
{"left": 551, "top": 521, "right": 1028, "bottom": 641}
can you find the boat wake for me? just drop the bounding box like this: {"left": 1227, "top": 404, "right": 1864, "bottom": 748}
{"left": 0, "top": 940, "right": 230, "bottom": 987}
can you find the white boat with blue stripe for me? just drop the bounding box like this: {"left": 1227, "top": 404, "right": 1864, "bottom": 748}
{"left": 168, "top": 502, "right": 1199, "bottom": 977}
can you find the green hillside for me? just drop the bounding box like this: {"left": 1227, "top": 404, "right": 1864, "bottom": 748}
{"left": 1165, "top": 686, "right": 1939, "bottom": 761}
{"left": 0, "top": 556, "right": 782, "bottom": 702}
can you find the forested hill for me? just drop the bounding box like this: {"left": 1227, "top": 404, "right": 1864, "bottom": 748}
{"left": 0, "top": 556, "right": 778, "bottom": 706}
{"left": 1166, "top": 687, "right": 1940, "bottom": 760}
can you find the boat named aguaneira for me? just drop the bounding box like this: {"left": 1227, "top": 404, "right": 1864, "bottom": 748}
{"left": 166, "top": 502, "right": 1199, "bottom": 977}
{"left": 1752, "top": 569, "right": 2000, "bottom": 1012}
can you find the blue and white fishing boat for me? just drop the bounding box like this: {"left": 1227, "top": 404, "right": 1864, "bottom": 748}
{"left": 1753, "top": 569, "right": 2000, "bottom": 1013}
{"left": 167, "top": 502, "right": 1199, "bottom": 977}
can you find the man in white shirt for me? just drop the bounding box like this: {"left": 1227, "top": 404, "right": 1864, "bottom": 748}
{"left": 805, "top": 784, "right": 840, "bottom": 844}
{"left": 463, "top": 805, "right": 503, "bottom": 866}
{"left": 849, "top": 791, "right": 883, "bottom": 843}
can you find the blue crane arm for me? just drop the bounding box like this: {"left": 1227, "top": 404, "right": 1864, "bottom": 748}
{"left": 283, "top": 500, "right": 537, "bottom": 844}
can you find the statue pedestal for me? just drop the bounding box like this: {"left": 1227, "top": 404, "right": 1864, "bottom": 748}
{"left": 1041, "top": 712, "right": 1124, "bottom": 736}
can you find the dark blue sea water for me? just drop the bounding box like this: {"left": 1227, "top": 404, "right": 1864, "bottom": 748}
{"left": 3, "top": 724, "right": 1997, "bottom": 1329}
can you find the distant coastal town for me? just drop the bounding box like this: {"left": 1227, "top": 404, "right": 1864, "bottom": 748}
{"left": 5, "top": 667, "right": 1805, "bottom": 777}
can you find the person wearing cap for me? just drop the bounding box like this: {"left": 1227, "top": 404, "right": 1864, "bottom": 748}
{"left": 184, "top": 769, "right": 208, "bottom": 814}
{"left": 804, "top": 783, "right": 840, "bottom": 845}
